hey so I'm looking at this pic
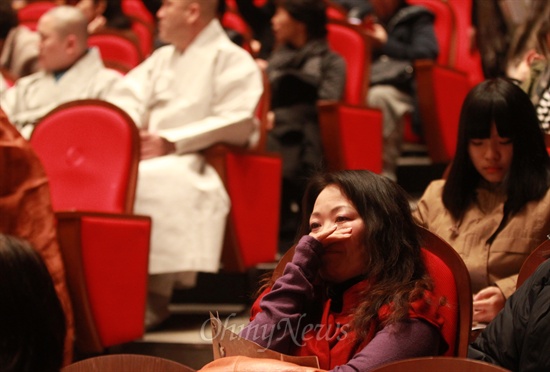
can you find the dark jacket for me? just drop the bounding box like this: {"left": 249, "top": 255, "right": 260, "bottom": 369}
{"left": 468, "top": 258, "right": 550, "bottom": 372}
{"left": 267, "top": 39, "right": 346, "bottom": 180}
{"left": 371, "top": 5, "right": 438, "bottom": 93}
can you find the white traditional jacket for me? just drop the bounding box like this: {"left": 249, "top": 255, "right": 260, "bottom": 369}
{"left": 107, "top": 19, "right": 263, "bottom": 275}
{"left": 0, "top": 47, "right": 121, "bottom": 138}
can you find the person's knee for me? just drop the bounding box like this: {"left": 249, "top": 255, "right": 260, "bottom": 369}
{"left": 367, "top": 86, "right": 392, "bottom": 107}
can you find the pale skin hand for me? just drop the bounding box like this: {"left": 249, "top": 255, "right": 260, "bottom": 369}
{"left": 472, "top": 286, "right": 506, "bottom": 323}
{"left": 364, "top": 23, "right": 388, "bottom": 48}
{"left": 139, "top": 131, "right": 176, "bottom": 160}
{"left": 309, "top": 224, "right": 353, "bottom": 247}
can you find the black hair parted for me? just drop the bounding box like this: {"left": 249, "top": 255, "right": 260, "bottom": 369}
{"left": 443, "top": 78, "right": 550, "bottom": 222}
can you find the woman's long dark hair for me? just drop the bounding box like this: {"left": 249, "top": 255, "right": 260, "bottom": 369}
{"left": 0, "top": 235, "right": 66, "bottom": 372}
{"left": 297, "top": 170, "right": 433, "bottom": 340}
{"left": 443, "top": 78, "right": 549, "bottom": 223}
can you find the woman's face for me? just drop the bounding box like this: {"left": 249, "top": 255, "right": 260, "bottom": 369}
{"left": 271, "top": 6, "right": 304, "bottom": 45}
{"left": 468, "top": 123, "right": 514, "bottom": 184}
{"left": 309, "top": 185, "right": 367, "bottom": 283}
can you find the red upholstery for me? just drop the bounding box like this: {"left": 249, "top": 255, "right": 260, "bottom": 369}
{"left": 448, "top": 0, "right": 485, "bottom": 86}
{"left": 80, "top": 215, "right": 149, "bottom": 347}
{"left": 17, "top": 1, "right": 56, "bottom": 31}
{"left": 222, "top": 10, "right": 252, "bottom": 39}
{"left": 205, "top": 145, "right": 281, "bottom": 272}
{"left": 408, "top": 0, "right": 457, "bottom": 67}
{"left": 320, "top": 21, "right": 383, "bottom": 173}
{"left": 225, "top": 151, "right": 281, "bottom": 269}
{"left": 129, "top": 17, "right": 155, "bottom": 58}
{"left": 30, "top": 100, "right": 139, "bottom": 213}
{"left": 415, "top": 62, "right": 471, "bottom": 163}
{"left": 30, "top": 99, "right": 150, "bottom": 354}
{"left": 318, "top": 102, "right": 383, "bottom": 173}
{"left": 88, "top": 31, "right": 144, "bottom": 73}
{"left": 121, "top": 0, "right": 155, "bottom": 26}
{"left": 326, "top": 20, "right": 370, "bottom": 106}
{"left": 422, "top": 248, "right": 458, "bottom": 356}
{"left": 326, "top": 2, "right": 348, "bottom": 21}
{"left": 418, "top": 226, "right": 472, "bottom": 357}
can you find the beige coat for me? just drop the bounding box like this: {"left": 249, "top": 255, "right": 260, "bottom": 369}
{"left": 0, "top": 26, "right": 40, "bottom": 79}
{"left": 107, "top": 19, "right": 263, "bottom": 275}
{"left": 0, "top": 47, "right": 121, "bottom": 138}
{"left": 414, "top": 180, "right": 550, "bottom": 298}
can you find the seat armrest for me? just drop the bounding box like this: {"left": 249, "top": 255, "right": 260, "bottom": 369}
{"left": 56, "top": 211, "right": 151, "bottom": 354}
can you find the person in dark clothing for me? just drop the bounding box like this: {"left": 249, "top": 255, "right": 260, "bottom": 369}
{"left": 235, "top": 0, "right": 276, "bottom": 59}
{"left": 365, "top": 0, "right": 438, "bottom": 181}
{"left": 265, "top": 0, "right": 346, "bottom": 253}
{"left": 469, "top": 256, "right": 550, "bottom": 372}
{"left": 332, "top": 0, "right": 372, "bottom": 24}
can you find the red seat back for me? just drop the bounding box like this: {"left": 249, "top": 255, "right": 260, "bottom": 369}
{"left": 448, "top": 0, "right": 485, "bottom": 86}
{"left": 326, "top": 20, "right": 370, "bottom": 106}
{"left": 418, "top": 226, "right": 472, "bottom": 357}
{"left": 17, "top": 1, "right": 56, "bottom": 31}
{"left": 29, "top": 99, "right": 140, "bottom": 213}
{"left": 318, "top": 102, "right": 383, "bottom": 173}
{"left": 79, "top": 215, "right": 150, "bottom": 347}
{"left": 326, "top": 1, "right": 347, "bottom": 21}
{"left": 408, "top": 0, "right": 457, "bottom": 67}
{"left": 88, "top": 31, "right": 144, "bottom": 72}
{"left": 121, "top": 0, "right": 155, "bottom": 26}
{"left": 129, "top": 18, "right": 155, "bottom": 58}
{"left": 225, "top": 151, "right": 281, "bottom": 269}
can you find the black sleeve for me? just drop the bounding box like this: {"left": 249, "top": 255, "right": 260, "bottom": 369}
{"left": 382, "top": 13, "right": 439, "bottom": 61}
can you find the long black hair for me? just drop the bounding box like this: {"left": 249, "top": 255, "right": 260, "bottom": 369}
{"left": 0, "top": 235, "right": 66, "bottom": 372}
{"left": 443, "top": 78, "right": 549, "bottom": 222}
{"left": 297, "top": 170, "right": 432, "bottom": 339}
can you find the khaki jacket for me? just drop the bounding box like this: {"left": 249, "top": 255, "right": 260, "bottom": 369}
{"left": 414, "top": 180, "right": 550, "bottom": 298}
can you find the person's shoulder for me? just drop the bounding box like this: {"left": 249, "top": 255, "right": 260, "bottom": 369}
{"left": 423, "top": 179, "right": 446, "bottom": 196}
{"left": 392, "top": 4, "right": 436, "bottom": 25}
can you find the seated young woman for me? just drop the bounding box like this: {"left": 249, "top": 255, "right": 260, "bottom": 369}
{"left": 232, "top": 170, "right": 446, "bottom": 371}
{"left": 414, "top": 78, "right": 550, "bottom": 324}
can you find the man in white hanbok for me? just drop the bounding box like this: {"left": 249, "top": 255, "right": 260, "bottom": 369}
{"left": 107, "top": 0, "right": 263, "bottom": 328}
{"left": 0, "top": 6, "right": 121, "bottom": 139}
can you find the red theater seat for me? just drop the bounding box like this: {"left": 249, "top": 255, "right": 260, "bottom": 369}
{"left": 30, "top": 99, "right": 151, "bottom": 354}
{"left": 320, "top": 20, "right": 383, "bottom": 173}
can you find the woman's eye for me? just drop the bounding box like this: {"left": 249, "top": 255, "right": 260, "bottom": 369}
{"left": 469, "top": 140, "right": 483, "bottom": 146}
{"left": 499, "top": 139, "right": 512, "bottom": 145}
{"left": 335, "top": 216, "right": 349, "bottom": 223}
{"left": 309, "top": 223, "right": 320, "bottom": 231}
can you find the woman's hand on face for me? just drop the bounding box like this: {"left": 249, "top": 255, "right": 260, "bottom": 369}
{"left": 472, "top": 286, "right": 506, "bottom": 323}
{"left": 309, "top": 224, "right": 352, "bottom": 247}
